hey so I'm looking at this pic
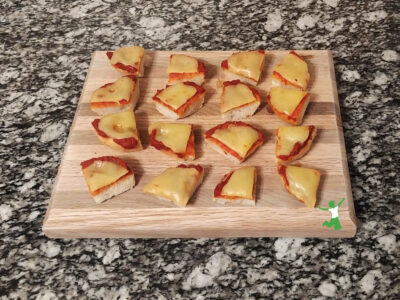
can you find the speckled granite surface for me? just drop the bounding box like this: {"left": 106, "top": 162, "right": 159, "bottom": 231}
{"left": 1, "top": 0, "right": 399, "bottom": 298}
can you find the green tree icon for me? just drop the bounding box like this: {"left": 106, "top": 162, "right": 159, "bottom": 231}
{"left": 318, "top": 197, "right": 345, "bottom": 231}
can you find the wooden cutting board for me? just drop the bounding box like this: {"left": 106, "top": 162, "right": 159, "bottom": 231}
{"left": 42, "top": 50, "right": 357, "bottom": 238}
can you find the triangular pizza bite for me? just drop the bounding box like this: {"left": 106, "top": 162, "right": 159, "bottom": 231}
{"left": 204, "top": 121, "right": 264, "bottom": 163}
{"left": 220, "top": 80, "right": 261, "bottom": 121}
{"left": 221, "top": 50, "right": 266, "bottom": 86}
{"left": 90, "top": 75, "right": 139, "bottom": 115}
{"left": 81, "top": 156, "right": 135, "bottom": 203}
{"left": 152, "top": 82, "right": 206, "bottom": 119}
{"left": 92, "top": 110, "right": 142, "bottom": 152}
{"left": 167, "top": 54, "right": 206, "bottom": 85}
{"left": 276, "top": 126, "right": 316, "bottom": 162}
{"left": 267, "top": 87, "right": 310, "bottom": 125}
{"left": 272, "top": 51, "right": 310, "bottom": 90}
{"left": 106, "top": 46, "right": 148, "bottom": 76}
{"left": 213, "top": 166, "right": 257, "bottom": 206}
{"left": 143, "top": 164, "right": 204, "bottom": 207}
{"left": 148, "top": 122, "right": 195, "bottom": 160}
{"left": 277, "top": 164, "right": 320, "bottom": 208}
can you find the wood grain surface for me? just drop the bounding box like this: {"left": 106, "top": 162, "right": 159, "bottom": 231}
{"left": 42, "top": 50, "right": 357, "bottom": 238}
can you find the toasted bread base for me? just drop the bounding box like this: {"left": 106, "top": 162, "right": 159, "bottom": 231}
{"left": 154, "top": 94, "right": 205, "bottom": 120}
{"left": 92, "top": 172, "right": 135, "bottom": 204}
{"left": 91, "top": 81, "right": 140, "bottom": 116}
{"left": 221, "top": 68, "right": 258, "bottom": 86}
{"left": 276, "top": 127, "right": 317, "bottom": 162}
{"left": 213, "top": 197, "right": 255, "bottom": 206}
{"left": 222, "top": 101, "right": 260, "bottom": 121}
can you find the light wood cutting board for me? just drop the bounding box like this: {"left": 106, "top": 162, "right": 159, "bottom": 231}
{"left": 42, "top": 50, "right": 357, "bottom": 238}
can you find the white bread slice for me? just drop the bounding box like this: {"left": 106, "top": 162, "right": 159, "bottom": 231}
{"left": 222, "top": 101, "right": 260, "bottom": 121}
{"left": 93, "top": 172, "right": 134, "bottom": 204}
{"left": 91, "top": 79, "right": 140, "bottom": 116}
{"left": 154, "top": 94, "right": 204, "bottom": 120}
{"left": 213, "top": 197, "right": 255, "bottom": 206}
{"left": 204, "top": 138, "right": 242, "bottom": 163}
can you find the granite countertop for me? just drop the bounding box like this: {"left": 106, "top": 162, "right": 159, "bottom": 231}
{"left": 1, "top": 0, "right": 399, "bottom": 298}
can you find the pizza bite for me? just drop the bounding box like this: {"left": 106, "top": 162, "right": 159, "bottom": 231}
{"left": 106, "top": 46, "right": 149, "bottom": 76}
{"left": 267, "top": 87, "right": 310, "bottom": 125}
{"left": 143, "top": 164, "right": 204, "bottom": 207}
{"left": 277, "top": 164, "right": 320, "bottom": 208}
{"left": 90, "top": 75, "right": 139, "bottom": 115}
{"left": 92, "top": 110, "right": 142, "bottom": 152}
{"left": 167, "top": 54, "right": 206, "bottom": 85}
{"left": 148, "top": 122, "right": 195, "bottom": 160}
{"left": 152, "top": 82, "right": 206, "bottom": 119}
{"left": 213, "top": 166, "right": 257, "bottom": 206}
{"left": 276, "top": 126, "right": 316, "bottom": 162}
{"left": 272, "top": 51, "right": 310, "bottom": 90}
{"left": 221, "top": 50, "right": 265, "bottom": 86}
{"left": 220, "top": 80, "right": 261, "bottom": 120}
{"left": 81, "top": 156, "right": 135, "bottom": 203}
{"left": 204, "top": 121, "right": 264, "bottom": 163}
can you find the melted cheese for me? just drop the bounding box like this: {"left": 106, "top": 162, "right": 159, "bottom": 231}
{"left": 143, "top": 167, "right": 200, "bottom": 206}
{"left": 91, "top": 77, "right": 135, "bottom": 103}
{"left": 167, "top": 54, "right": 199, "bottom": 73}
{"left": 285, "top": 165, "right": 320, "bottom": 208}
{"left": 98, "top": 110, "right": 138, "bottom": 139}
{"left": 277, "top": 126, "right": 310, "bottom": 156}
{"left": 157, "top": 83, "right": 197, "bottom": 109}
{"left": 212, "top": 125, "right": 259, "bottom": 158}
{"left": 269, "top": 87, "right": 308, "bottom": 115}
{"left": 274, "top": 53, "right": 309, "bottom": 89}
{"left": 221, "top": 83, "right": 256, "bottom": 113}
{"left": 110, "top": 46, "right": 144, "bottom": 67}
{"left": 227, "top": 51, "right": 265, "bottom": 81}
{"left": 149, "top": 123, "right": 192, "bottom": 153}
{"left": 82, "top": 160, "right": 128, "bottom": 192}
{"left": 221, "top": 166, "right": 255, "bottom": 199}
